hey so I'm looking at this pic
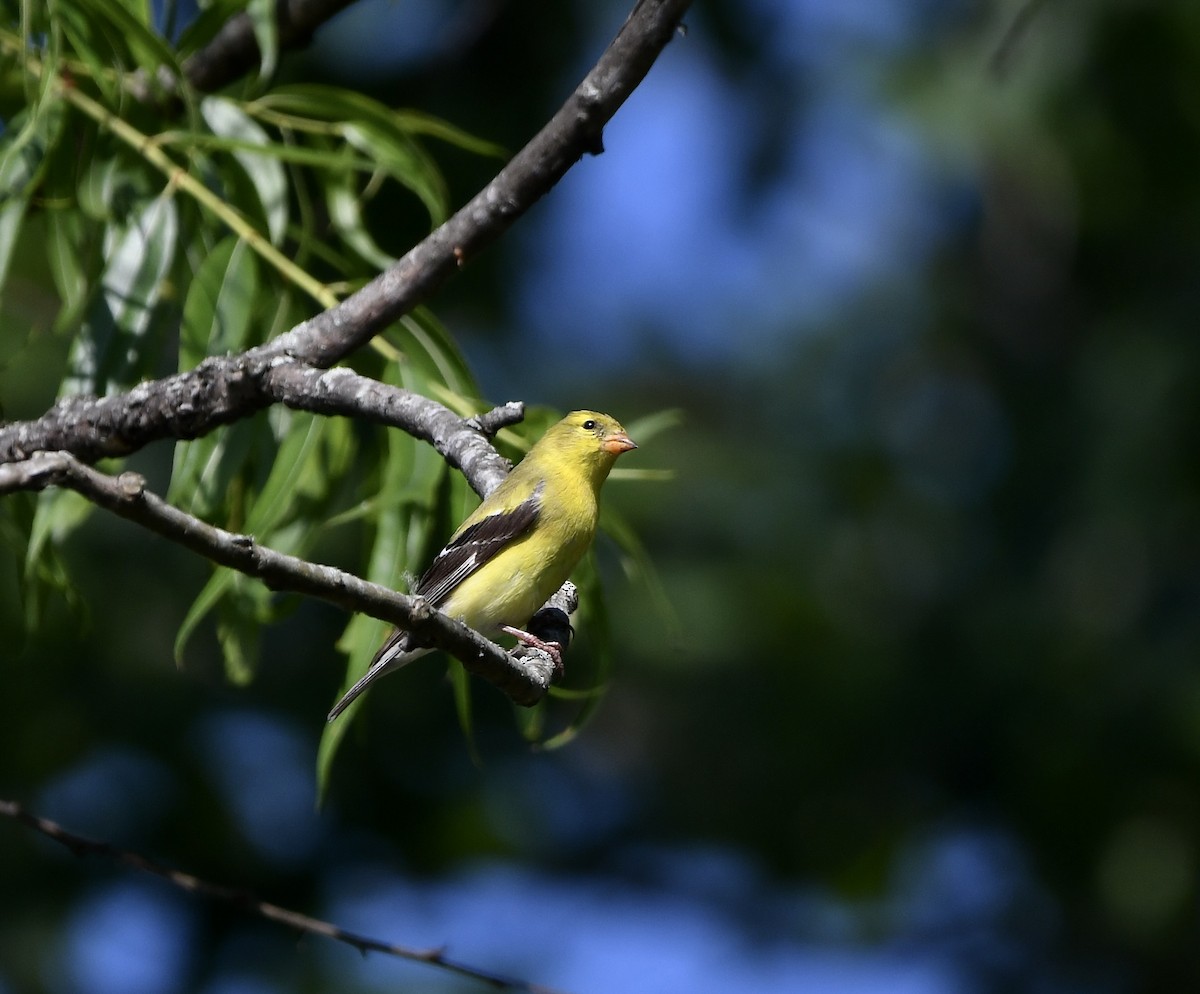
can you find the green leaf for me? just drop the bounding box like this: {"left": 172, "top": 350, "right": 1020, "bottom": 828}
{"left": 0, "top": 491, "right": 81, "bottom": 637}
{"left": 325, "top": 168, "right": 395, "bottom": 269}
{"left": 64, "top": 191, "right": 179, "bottom": 395}
{"left": 343, "top": 120, "right": 447, "bottom": 224}
{"left": 77, "top": 154, "right": 126, "bottom": 222}
{"left": 162, "top": 131, "right": 376, "bottom": 172}
{"left": 253, "top": 85, "right": 449, "bottom": 222}
{"left": 0, "top": 200, "right": 27, "bottom": 309}
{"left": 317, "top": 377, "right": 455, "bottom": 791}
{"left": 24, "top": 487, "right": 99, "bottom": 628}
{"left": 398, "top": 307, "right": 479, "bottom": 396}
{"left": 538, "top": 552, "right": 611, "bottom": 751}
{"left": 449, "top": 660, "right": 479, "bottom": 762}
{"left": 168, "top": 418, "right": 259, "bottom": 519}
{"left": 174, "top": 413, "right": 325, "bottom": 668}
{"left": 393, "top": 110, "right": 507, "bottom": 158}
{"left": 87, "top": 0, "right": 182, "bottom": 75}
{"left": 246, "top": 410, "right": 325, "bottom": 534}
{"left": 200, "top": 97, "right": 289, "bottom": 245}
{"left": 625, "top": 408, "right": 685, "bottom": 445}
{"left": 175, "top": 0, "right": 247, "bottom": 57}
{"left": 180, "top": 235, "right": 259, "bottom": 369}
{"left": 0, "top": 98, "right": 66, "bottom": 199}
{"left": 44, "top": 206, "right": 95, "bottom": 334}
{"left": 245, "top": 0, "right": 280, "bottom": 82}
{"left": 599, "top": 501, "right": 677, "bottom": 635}
{"left": 217, "top": 580, "right": 266, "bottom": 685}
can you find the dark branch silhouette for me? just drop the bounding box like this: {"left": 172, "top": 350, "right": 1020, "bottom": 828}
{"left": 0, "top": 798, "right": 568, "bottom": 994}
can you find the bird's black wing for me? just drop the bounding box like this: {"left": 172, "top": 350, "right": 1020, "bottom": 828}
{"left": 412, "top": 485, "right": 543, "bottom": 608}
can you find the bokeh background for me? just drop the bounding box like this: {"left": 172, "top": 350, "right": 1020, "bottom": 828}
{"left": 4, "top": 0, "right": 1200, "bottom": 992}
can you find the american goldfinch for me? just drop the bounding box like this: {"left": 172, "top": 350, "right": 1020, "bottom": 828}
{"left": 328, "top": 410, "right": 637, "bottom": 721}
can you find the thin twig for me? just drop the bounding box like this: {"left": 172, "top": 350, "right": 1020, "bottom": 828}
{"left": 0, "top": 798, "right": 568, "bottom": 994}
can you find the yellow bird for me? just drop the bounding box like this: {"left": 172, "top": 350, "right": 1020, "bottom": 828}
{"left": 328, "top": 410, "right": 637, "bottom": 721}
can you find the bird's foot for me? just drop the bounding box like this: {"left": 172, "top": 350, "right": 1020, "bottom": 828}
{"left": 501, "top": 625, "right": 564, "bottom": 679}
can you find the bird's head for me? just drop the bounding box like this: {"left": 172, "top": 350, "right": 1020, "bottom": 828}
{"left": 542, "top": 410, "right": 637, "bottom": 476}
{"left": 567, "top": 410, "right": 636, "bottom": 452}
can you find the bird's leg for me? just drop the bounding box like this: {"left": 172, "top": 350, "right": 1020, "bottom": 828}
{"left": 501, "top": 625, "right": 564, "bottom": 677}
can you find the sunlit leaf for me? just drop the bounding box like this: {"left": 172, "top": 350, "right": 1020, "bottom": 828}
{"left": 63, "top": 191, "right": 179, "bottom": 395}
{"left": 253, "top": 84, "right": 450, "bottom": 221}
{"left": 245, "top": 0, "right": 279, "bottom": 82}
{"left": 325, "top": 169, "right": 395, "bottom": 269}
{"left": 200, "top": 97, "right": 288, "bottom": 244}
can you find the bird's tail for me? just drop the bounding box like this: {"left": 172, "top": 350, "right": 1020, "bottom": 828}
{"left": 326, "top": 635, "right": 431, "bottom": 721}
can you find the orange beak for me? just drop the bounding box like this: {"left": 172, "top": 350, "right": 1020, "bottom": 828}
{"left": 602, "top": 432, "right": 637, "bottom": 455}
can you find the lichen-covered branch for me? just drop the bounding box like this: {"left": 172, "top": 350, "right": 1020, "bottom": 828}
{"left": 0, "top": 362, "right": 517, "bottom": 500}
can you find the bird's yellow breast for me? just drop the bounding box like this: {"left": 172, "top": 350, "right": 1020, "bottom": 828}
{"left": 442, "top": 475, "right": 596, "bottom": 634}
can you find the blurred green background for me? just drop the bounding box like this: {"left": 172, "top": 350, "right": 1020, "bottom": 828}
{"left": 4, "top": 0, "right": 1200, "bottom": 992}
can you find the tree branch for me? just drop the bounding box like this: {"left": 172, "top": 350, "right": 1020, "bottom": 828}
{"left": 0, "top": 798, "right": 568, "bottom": 994}
{"left": 0, "top": 365, "right": 517, "bottom": 499}
{"left": 1, "top": 452, "right": 556, "bottom": 705}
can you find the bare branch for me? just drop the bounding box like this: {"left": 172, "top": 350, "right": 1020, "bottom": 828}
{"left": 4, "top": 451, "right": 554, "bottom": 705}
{"left": 0, "top": 798, "right": 568, "bottom": 994}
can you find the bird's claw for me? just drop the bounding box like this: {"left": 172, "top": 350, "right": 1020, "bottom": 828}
{"left": 502, "top": 625, "right": 565, "bottom": 680}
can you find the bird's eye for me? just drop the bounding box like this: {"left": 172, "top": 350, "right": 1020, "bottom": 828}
{"left": 582, "top": 419, "right": 597, "bottom": 431}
